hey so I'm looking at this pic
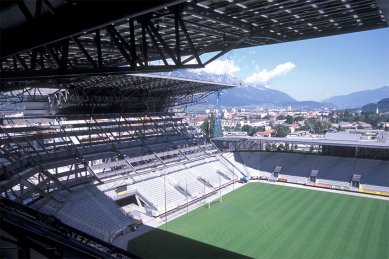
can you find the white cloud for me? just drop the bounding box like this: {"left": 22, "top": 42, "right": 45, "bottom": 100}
{"left": 244, "top": 61, "right": 296, "bottom": 86}
{"left": 199, "top": 59, "right": 241, "bottom": 75}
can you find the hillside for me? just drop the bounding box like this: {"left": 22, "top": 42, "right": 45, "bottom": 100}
{"left": 323, "top": 86, "right": 389, "bottom": 108}
{"left": 207, "top": 85, "right": 296, "bottom": 106}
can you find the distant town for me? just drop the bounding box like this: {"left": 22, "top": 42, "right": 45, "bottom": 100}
{"left": 186, "top": 104, "right": 389, "bottom": 140}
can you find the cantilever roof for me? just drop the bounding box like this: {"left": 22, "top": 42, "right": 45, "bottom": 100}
{"left": 1, "top": 0, "right": 387, "bottom": 58}
{"left": 68, "top": 73, "right": 237, "bottom": 94}
{"left": 1, "top": 0, "right": 387, "bottom": 85}
{"left": 0, "top": 73, "right": 236, "bottom": 95}
{"left": 219, "top": 136, "right": 389, "bottom": 150}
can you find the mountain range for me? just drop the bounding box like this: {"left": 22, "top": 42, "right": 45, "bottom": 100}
{"left": 322, "top": 86, "right": 389, "bottom": 108}
{"left": 163, "top": 70, "right": 389, "bottom": 109}
{"left": 165, "top": 70, "right": 324, "bottom": 108}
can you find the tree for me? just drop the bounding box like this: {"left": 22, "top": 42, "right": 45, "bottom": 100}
{"left": 365, "top": 114, "right": 379, "bottom": 127}
{"left": 241, "top": 125, "right": 251, "bottom": 134}
{"left": 329, "top": 116, "right": 338, "bottom": 123}
{"left": 200, "top": 113, "right": 216, "bottom": 138}
{"left": 253, "top": 126, "right": 265, "bottom": 134}
{"left": 304, "top": 118, "right": 331, "bottom": 134}
{"left": 273, "top": 125, "right": 290, "bottom": 137}
{"left": 223, "top": 126, "right": 234, "bottom": 132}
{"left": 286, "top": 115, "right": 294, "bottom": 124}
{"left": 285, "top": 143, "right": 290, "bottom": 151}
{"left": 340, "top": 111, "right": 354, "bottom": 122}
{"left": 293, "top": 116, "right": 305, "bottom": 122}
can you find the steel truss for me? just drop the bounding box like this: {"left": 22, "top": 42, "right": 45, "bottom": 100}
{"left": 0, "top": 88, "right": 45, "bottom": 105}
{"left": 1, "top": 74, "right": 235, "bottom": 114}
{"left": 1, "top": 0, "right": 387, "bottom": 88}
{"left": 0, "top": 113, "right": 211, "bottom": 204}
{"left": 49, "top": 87, "right": 211, "bottom": 114}
{"left": 0, "top": 2, "right": 220, "bottom": 83}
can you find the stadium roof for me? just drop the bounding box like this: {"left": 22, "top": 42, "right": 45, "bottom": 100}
{"left": 0, "top": 73, "right": 236, "bottom": 93}
{"left": 0, "top": 74, "right": 235, "bottom": 114}
{"left": 218, "top": 136, "right": 389, "bottom": 150}
{"left": 1, "top": 0, "right": 388, "bottom": 86}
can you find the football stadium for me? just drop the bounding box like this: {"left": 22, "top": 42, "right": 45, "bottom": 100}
{"left": 1, "top": 0, "right": 389, "bottom": 258}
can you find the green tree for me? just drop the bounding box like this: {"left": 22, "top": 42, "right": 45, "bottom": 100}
{"left": 285, "top": 143, "right": 290, "bottom": 151}
{"left": 365, "top": 114, "right": 379, "bottom": 127}
{"left": 273, "top": 125, "right": 290, "bottom": 137}
{"left": 294, "top": 116, "right": 305, "bottom": 122}
{"left": 240, "top": 125, "right": 266, "bottom": 136}
{"left": 286, "top": 115, "right": 294, "bottom": 124}
{"left": 253, "top": 126, "right": 265, "bottom": 134}
{"left": 234, "top": 123, "right": 241, "bottom": 131}
{"left": 304, "top": 118, "right": 331, "bottom": 134}
{"left": 241, "top": 125, "right": 251, "bottom": 134}
{"left": 340, "top": 111, "right": 354, "bottom": 122}
{"left": 329, "top": 116, "right": 338, "bottom": 123}
{"left": 200, "top": 114, "right": 216, "bottom": 138}
{"left": 223, "top": 126, "right": 234, "bottom": 132}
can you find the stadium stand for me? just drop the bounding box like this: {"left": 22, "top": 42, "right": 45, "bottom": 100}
{"left": 169, "top": 167, "right": 211, "bottom": 198}
{"left": 353, "top": 159, "right": 389, "bottom": 186}
{"left": 2, "top": 113, "right": 240, "bottom": 237}
{"left": 0, "top": 113, "right": 244, "bottom": 218}
{"left": 114, "top": 155, "right": 241, "bottom": 216}
{"left": 234, "top": 152, "right": 389, "bottom": 192}
{"left": 223, "top": 152, "right": 271, "bottom": 178}
{"left": 0, "top": 197, "right": 139, "bottom": 258}
{"left": 134, "top": 177, "right": 186, "bottom": 213}
{"left": 41, "top": 186, "right": 134, "bottom": 243}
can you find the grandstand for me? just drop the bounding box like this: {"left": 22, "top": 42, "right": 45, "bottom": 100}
{"left": 230, "top": 151, "right": 389, "bottom": 195}
{"left": 41, "top": 186, "right": 133, "bottom": 243}
{"left": 0, "top": 110, "right": 244, "bottom": 236}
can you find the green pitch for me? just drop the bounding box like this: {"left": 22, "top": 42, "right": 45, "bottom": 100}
{"left": 128, "top": 183, "right": 389, "bottom": 258}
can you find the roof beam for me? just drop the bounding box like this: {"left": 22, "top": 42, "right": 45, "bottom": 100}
{"left": 1, "top": 0, "right": 186, "bottom": 58}
{"left": 0, "top": 64, "right": 204, "bottom": 81}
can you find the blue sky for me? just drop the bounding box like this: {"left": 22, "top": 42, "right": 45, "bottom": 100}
{"left": 201, "top": 28, "right": 389, "bottom": 102}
